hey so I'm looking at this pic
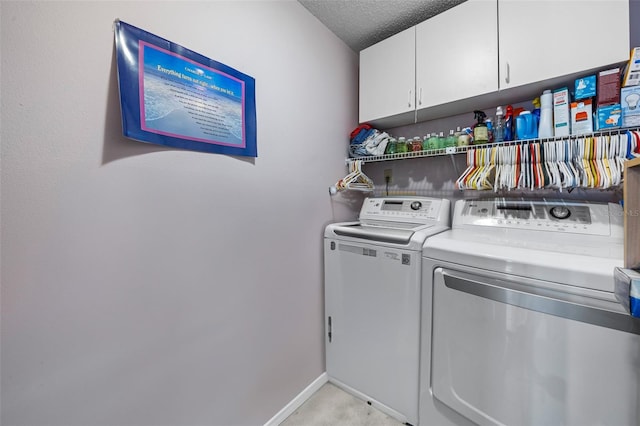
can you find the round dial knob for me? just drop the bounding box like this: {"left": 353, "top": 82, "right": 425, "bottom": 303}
{"left": 550, "top": 206, "right": 571, "bottom": 220}
{"left": 410, "top": 201, "right": 422, "bottom": 211}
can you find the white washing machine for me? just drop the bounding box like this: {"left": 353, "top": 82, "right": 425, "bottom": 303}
{"left": 420, "top": 198, "right": 640, "bottom": 426}
{"left": 324, "top": 196, "right": 450, "bottom": 426}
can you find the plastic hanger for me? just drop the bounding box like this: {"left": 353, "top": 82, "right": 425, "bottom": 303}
{"left": 479, "top": 146, "right": 497, "bottom": 190}
{"left": 568, "top": 139, "right": 579, "bottom": 188}
{"left": 631, "top": 131, "right": 640, "bottom": 158}
{"left": 456, "top": 148, "right": 475, "bottom": 190}
{"left": 521, "top": 143, "right": 530, "bottom": 190}
{"left": 561, "top": 139, "right": 575, "bottom": 189}
{"left": 534, "top": 143, "right": 543, "bottom": 189}
{"left": 454, "top": 128, "right": 639, "bottom": 192}
{"left": 333, "top": 160, "right": 374, "bottom": 193}
{"left": 544, "top": 141, "right": 557, "bottom": 190}
{"left": 609, "top": 134, "right": 621, "bottom": 186}
{"left": 514, "top": 144, "right": 521, "bottom": 189}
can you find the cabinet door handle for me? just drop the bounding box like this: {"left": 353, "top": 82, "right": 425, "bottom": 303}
{"left": 505, "top": 61, "right": 510, "bottom": 84}
{"left": 408, "top": 89, "right": 412, "bottom": 108}
{"left": 418, "top": 87, "right": 422, "bottom": 106}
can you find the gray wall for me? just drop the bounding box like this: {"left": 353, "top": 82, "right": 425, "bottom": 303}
{"left": 0, "top": 2, "right": 358, "bottom": 425}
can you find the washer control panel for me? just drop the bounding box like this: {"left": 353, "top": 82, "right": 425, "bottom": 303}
{"left": 455, "top": 199, "right": 618, "bottom": 236}
{"left": 359, "top": 197, "right": 447, "bottom": 225}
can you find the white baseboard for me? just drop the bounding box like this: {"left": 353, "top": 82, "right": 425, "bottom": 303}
{"left": 263, "top": 372, "right": 328, "bottom": 426}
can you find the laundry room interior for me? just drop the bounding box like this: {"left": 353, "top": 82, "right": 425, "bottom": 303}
{"left": 2, "top": 1, "right": 640, "bottom": 426}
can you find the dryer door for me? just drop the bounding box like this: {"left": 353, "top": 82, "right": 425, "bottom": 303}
{"left": 430, "top": 267, "right": 640, "bottom": 426}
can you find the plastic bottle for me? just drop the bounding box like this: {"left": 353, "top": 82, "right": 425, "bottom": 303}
{"left": 532, "top": 97, "right": 541, "bottom": 123}
{"left": 427, "top": 133, "right": 438, "bottom": 151}
{"left": 504, "top": 105, "right": 514, "bottom": 141}
{"left": 396, "top": 137, "right": 408, "bottom": 153}
{"left": 411, "top": 136, "right": 422, "bottom": 152}
{"left": 385, "top": 138, "right": 397, "bottom": 154}
{"left": 494, "top": 106, "right": 505, "bottom": 143}
{"left": 437, "top": 131, "right": 446, "bottom": 149}
{"left": 486, "top": 118, "right": 494, "bottom": 143}
{"left": 473, "top": 110, "right": 488, "bottom": 144}
{"left": 458, "top": 128, "right": 472, "bottom": 146}
{"left": 422, "top": 135, "right": 429, "bottom": 151}
{"left": 446, "top": 130, "right": 457, "bottom": 148}
{"left": 516, "top": 111, "right": 537, "bottom": 140}
{"left": 538, "top": 89, "right": 554, "bottom": 138}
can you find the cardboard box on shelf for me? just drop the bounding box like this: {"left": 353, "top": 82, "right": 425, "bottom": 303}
{"left": 570, "top": 99, "right": 593, "bottom": 135}
{"left": 553, "top": 87, "right": 570, "bottom": 137}
{"left": 575, "top": 75, "right": 596, "bottom": 100}
{"left": 621, "top": 86, "right": 640, "bottom": 127}
{"left": 596, "top": 104, "right": 622, "bottom": 130}
{"left": 597, "top": 68, "right": 621, "bottom": 107}
{"left": 622, "top": 47, "right": 640, "bottom": 87}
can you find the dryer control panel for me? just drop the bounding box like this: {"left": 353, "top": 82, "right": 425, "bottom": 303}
{"left": 454, "top": 199, "right": 622, "bottom": 236}
{"left": 359, "top": 197, "right": 449, "bottom": 226}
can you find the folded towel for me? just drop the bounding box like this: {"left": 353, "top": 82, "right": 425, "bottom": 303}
{"left": 365, "top": 131, "right": 389, "bottom": 156}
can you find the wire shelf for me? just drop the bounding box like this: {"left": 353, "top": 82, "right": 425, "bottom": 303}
{"left": 347, "top": 127, "right": 640, "bottom": 164}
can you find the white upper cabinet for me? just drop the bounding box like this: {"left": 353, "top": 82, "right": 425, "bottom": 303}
{"left": 358, "top": 0, "right": 631, "bottom": 127}
{"left": 498, "top": 0, "right": 630, "bottom": 89}
{"left": 359, "top": 27, "right": 416, "bottom": 125}
{"left": 416, "top": 0, "right": 498, "bottom": 110}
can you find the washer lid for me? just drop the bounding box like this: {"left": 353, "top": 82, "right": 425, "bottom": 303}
{"left": 332, "top": 223, "right": 424, "bottom": 245}
{"left": 423, "top": 229, "right": 623, "bottom": 294}
{"left": 325, "top": 197, "right": 451, "bottom": 250}
{"left": 326, "top": 221, "right": 450, "bottom": 250}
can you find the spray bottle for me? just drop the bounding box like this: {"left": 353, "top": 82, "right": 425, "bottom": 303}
{"left": 473, "top": 110, "right": 488, "bottom": 144}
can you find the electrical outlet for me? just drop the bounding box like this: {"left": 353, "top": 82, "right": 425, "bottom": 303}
{"left": 384, "top": 168, "right": 392, "bottom": 183}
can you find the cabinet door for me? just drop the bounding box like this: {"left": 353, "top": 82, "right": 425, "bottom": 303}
{"left": 416, "top": 0, "right": 498, "bottom": 110}
{"left": 499, "top": 0, "right": 630, "bottom": 90}
{"left": 359, "top": 27, "right": 415, "bottom": 124}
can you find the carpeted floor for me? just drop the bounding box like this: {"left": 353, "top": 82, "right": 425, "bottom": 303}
{"left": 280, "top": 383, "right": 404, "bottom": 426}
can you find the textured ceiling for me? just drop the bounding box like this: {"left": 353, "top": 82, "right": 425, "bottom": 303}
{"left": 298, "top": 0, "right": 467, "bottom": 52}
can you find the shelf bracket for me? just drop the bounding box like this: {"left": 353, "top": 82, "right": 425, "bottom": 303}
{"left": 449, "top": 149, "right": 460, "bottom": 177}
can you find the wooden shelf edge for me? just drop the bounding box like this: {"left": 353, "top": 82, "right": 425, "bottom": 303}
{"left": 624, "top": 158, "right": 640, "bottom": 269}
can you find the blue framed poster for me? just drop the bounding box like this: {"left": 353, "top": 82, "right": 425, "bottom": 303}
{"left": 114, "top": 20, "right": 257, "bottom": 157}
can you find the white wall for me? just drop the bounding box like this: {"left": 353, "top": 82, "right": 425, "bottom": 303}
{"left": 0, "top": 2, "right": 358, "bottom": 425}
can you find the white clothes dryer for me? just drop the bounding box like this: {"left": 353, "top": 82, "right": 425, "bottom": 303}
{"left": 324, "top": 196, "right": 450, "bottom": 426}
{"left": 420, "top": 198, "right": 640, "bottom": 426}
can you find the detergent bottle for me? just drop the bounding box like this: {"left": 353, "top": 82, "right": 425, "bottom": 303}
{"left": 532, "top": 97, "right": 541, "bottom": 123}
{"left": 516, "top": 111, "right": 538, "bottom": 140}
{"left": 504, "top": 105, "right": 514, "bottom": 141}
